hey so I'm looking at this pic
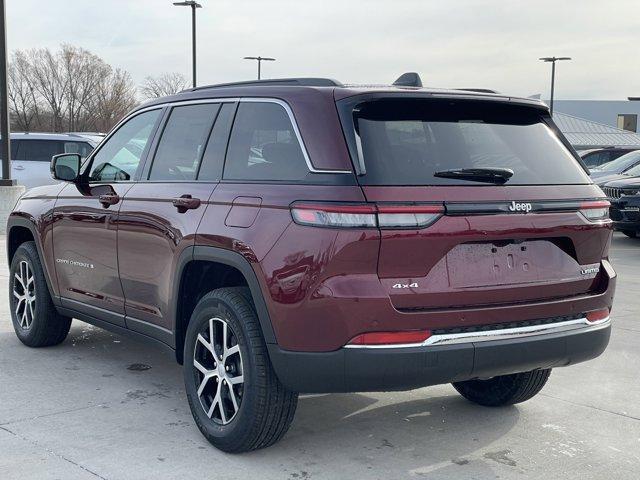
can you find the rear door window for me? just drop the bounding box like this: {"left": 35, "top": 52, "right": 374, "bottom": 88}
{"left": 223, "top": 102, "right": 309, "bottom": 182}
{"left": 148, "top": 103, "right": 220, "bottom": 181}
{"left": 341, "top": 98, "right": 591, "bottom": 186}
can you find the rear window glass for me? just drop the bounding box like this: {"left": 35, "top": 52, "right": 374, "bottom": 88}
{"left": 223, "top": 102, "right": 309, "bottom": 182}
{"left": 344, "top": 98, "right": 590, "bottom": 186}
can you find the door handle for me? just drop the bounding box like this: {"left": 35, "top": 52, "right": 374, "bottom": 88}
{"left": 13, "top": 165, "right": 24, "bottom": 170}
{"left": 99, "top": 194, "right": 120, "bottom": 208}
{"left": 172, "top": 195, "right": 201, "bottom": 213}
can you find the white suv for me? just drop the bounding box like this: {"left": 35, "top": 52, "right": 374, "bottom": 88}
{"left": 2, "top": 133, "right": 96, "bottom": 189}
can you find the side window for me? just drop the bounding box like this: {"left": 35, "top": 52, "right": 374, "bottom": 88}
{"left": 64, "top": 141, "right": 94, "bottom": 158}
{"left": 88, "top": 109, "right": 161, "bottom": 183}
{"left": 223, "top": 102, "right": 309, "bottom": 181}
{"left": 14, "top": 140, "right": 64, "bottom": 162}
{"left": 149, "top": 103, "right": 220, "bottom": 181}
{"left": 10, "top": 140, "right": 20, "bottom": 159}
{"left": 583, "top": 152, "right": 604, "bottom": 167}
{"left": 198, "top": 103, "right": 236, "bottom": 181}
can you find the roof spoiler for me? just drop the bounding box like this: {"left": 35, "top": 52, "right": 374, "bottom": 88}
{"left": 457, "top": 88, "right": 501, "bottom": 94}
{"left": 392, "top": 72, "right": 423, "bottom": 88}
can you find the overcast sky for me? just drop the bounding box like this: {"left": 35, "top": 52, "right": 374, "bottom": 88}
{"left": 6, "top": 0, "right": 640, "bottom": 99}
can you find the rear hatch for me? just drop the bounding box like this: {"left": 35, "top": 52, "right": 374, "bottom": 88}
{"left": 337, "top": 94, "right": 611, "bottom": 311}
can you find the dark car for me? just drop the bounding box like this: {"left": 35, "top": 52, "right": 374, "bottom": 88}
{"left": 590, "top": 150, "right": 640, "bottom": 183}
{"left": 578, "top": 147, "right": 638, "bottom": 168}
{"left": 594, "top": 160, "right": 640, "bottom": 190}
{"left": 6, "top": 75, "right": 616, "bottom": 453}
{"left": 602, "top": 177, "right": 640, "bottom": 238}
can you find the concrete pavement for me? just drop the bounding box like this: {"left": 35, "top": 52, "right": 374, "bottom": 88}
{"left": 0, "top": 234, "right": 638, "bottom": 479}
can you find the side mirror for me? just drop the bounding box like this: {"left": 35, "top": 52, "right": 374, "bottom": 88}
{"left": 51, "top": 153, "right": 81, "bottom": 182}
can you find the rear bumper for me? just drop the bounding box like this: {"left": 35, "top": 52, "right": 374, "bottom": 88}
{"left": 268, "top": 317, "right": 611, "bottom": 393}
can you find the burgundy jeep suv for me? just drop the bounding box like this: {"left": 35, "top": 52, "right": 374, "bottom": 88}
{"left": 7, "top": 74, "right": 615, "bottom": 453}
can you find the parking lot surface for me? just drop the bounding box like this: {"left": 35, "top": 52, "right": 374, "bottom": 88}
{"left": 0, "top": 233, "right": 638, "bottom": 480}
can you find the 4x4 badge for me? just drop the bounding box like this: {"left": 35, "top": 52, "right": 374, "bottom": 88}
{"left": 392, "top": 282, "right": 419, "bottom": 289}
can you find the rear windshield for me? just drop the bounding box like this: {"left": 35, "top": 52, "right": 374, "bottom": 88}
{"left": 341, "top": 98, "right": 590, "bottom": 185}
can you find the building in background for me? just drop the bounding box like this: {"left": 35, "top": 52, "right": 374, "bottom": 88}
{"left": 551, "top": 98, "right": 640, "bottom": 133}
{"left": 554, "top": 112, "right": 640, "bottom": 150}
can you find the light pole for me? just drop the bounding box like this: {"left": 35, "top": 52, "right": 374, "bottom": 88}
{"left": 0, "top": 0, "right": 13, "bottom": 186}
{"left": 243, "top": 56, "right": 275, "bottom": 80}
{"left": 173, "top": 1, "right": 202, "bottom": 88}
{"left": 539, "top": 56, "right": 571, "bottom": 115}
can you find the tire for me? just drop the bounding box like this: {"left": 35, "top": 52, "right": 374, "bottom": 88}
{"left": 183, "top": 287, "right": 298, "bottom": 453}
{"left": 9, "top": 241, "right": 72, "bottom": 347}
{"left": 452, "top": 369, "right": 551, "bottom": 407}
{"left": 621, "top": 230, "right": 637, "bottom": 239}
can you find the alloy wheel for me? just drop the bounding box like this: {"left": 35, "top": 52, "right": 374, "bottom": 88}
{"left": 13, "top": 260, "right": 36, "bottom": 329}
{"left": 193, "top": 317, "right": 244, "bottom": 425}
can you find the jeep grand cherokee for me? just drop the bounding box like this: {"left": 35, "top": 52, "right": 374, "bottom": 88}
{"left": 7, "top": 74, "right": 615, "bottom": 453}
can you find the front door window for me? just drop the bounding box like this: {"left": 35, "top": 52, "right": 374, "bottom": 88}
{"left": 88, "top": 109, "right": 161, "bottom": 182}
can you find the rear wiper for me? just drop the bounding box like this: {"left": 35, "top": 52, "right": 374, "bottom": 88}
{"left": 434, "top": 167, "right": 514, "bottom": 184}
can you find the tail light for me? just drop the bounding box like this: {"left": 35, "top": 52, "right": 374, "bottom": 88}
{"left": 377, "top": 205, "right": 444, "bottom": 228}
{"left": 579, "top": 200, "right": 610, "bottom": 222}
{"left": 347, "top": 329, "right": 432, "bottom": 346}
{"left": 290, "top": 203, "right": 376, "bottom": 228}
{"left": 290, "top": 202, "right": 444, "bottom": 229}
{"left": 586, "top": 308, "right": 610, "bottom": 323}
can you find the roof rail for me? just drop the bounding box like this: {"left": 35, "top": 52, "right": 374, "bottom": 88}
{"left": 189, "top": 77, "right": 343, "bottom": 92}
{"left": 456, "top": 88, "right": 501, "bottom": 94}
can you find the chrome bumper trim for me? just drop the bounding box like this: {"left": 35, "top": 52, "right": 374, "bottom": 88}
{"left": 344, "top": 317, "right": 610, "bottom": 349}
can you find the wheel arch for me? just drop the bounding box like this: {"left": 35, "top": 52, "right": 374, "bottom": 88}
{"left": 6, "top": 216, "right": 59, "bottom": 305}
{"left": 172, "top": 246, "right": 277, "bottom": 364}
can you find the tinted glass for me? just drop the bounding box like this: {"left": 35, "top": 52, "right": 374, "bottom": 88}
{"left": 198, "top": 103, "right": 235, "bottom": 181}
{"left": 64, "top": 141, "right": 93, "bottom": 158}
{"left": 89, "top": 109, "right": 161, "bottom": 182}
{"left": 149, "top": 104, "right": 219, "bottom": 181}
{"left": 223, "top": 102, "right": 308, "bottom": 181}
{"left": 599, "top": 151, "right": 640, "bottom": 172}
{"left": 609, "top": 150, "right": 629, "bottom": 162}
{"left": 10, "top": 140, "right": 19, "bottom": 158}
{"left": 15, "top": 140, "right": 64, "bottom": 162}
{"left": 583, "top": 151, "right": 610, "bottom": 167}
{"left": 346, "top": 99, "right": 590, "bottom": 185}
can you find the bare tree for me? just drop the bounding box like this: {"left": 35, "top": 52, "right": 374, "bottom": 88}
{"left": 140, "top": 72, "right": 189, "bottom": 99}
{"left": 7, "top": 51, "right": 40, "bottom": 131}
{"left": 85, "top": 68, "right": 138, "bottom": 133}
{"left": 30, "top": 48, "right": 68, "bottom": 131}
{"left": 60, "top": 44, "right": 109, "bottom": 131}
{"left": 7, "top": 44, "right": 139, "bottom": 133}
